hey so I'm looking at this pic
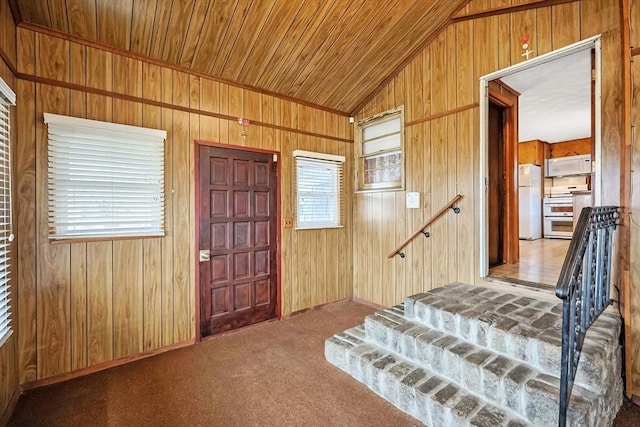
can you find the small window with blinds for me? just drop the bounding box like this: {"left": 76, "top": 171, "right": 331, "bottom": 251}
{"left": 355, "top": 106, "right": 404, "bottom": 191}
{"left": 293, "top": 150, "right": 345, "bottom": 230}
{"left": 44, "top": 113, "right": 167, "bottom": 241}
{"left": 0, "top": 78, "right": 15, "bottom": 346}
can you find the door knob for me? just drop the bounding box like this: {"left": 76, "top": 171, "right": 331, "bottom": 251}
{"left": 199, "top": 250, "right": 210, "bottom": 262}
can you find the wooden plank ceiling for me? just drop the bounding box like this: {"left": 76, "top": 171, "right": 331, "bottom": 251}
{"left": 14, "top": 0, "right": 469, "bottom": 114}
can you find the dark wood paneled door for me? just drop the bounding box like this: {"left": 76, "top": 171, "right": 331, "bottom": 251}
{"left": 488, "top": 101, "right": 506, "bottom": 267}
{"left": 198, "top": 145, "right": 278, "bottom": 338}
{"left": 487, "top": 80, "right": 519, "bottom": 268}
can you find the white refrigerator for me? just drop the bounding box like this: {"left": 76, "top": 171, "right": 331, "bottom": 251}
{"left": 518, "top": 164, "right": 542, "bottom": 240}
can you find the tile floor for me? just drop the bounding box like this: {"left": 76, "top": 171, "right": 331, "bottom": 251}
{"left": 489, "top": 238, "right": 571, "bottom": 288}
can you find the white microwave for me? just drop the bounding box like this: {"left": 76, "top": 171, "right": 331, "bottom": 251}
{"left": 546, "top": 154, "right": 591, "bottom": 177}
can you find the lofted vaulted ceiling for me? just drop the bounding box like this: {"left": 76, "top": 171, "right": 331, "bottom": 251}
{"left": 13, "top": 0, "right": 469, "bottom": 114}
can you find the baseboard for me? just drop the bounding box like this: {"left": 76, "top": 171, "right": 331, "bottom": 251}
{"left": 0, "top": 386, "right": 23, "bottom": 427}
{"left": 21, "top": 339, "right": 196, "bottom": 391}
{"left": 351, "top": 296, "right": 386, "bottom": 311}
{"left": 283, "top": 298, "right": 353, "bottom": 319}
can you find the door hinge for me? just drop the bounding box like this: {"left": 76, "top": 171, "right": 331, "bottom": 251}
{"left": 273, "top": 154, "right": 278, "bottom": 162}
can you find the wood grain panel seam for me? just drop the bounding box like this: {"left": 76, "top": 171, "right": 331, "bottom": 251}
{"left": 15, "top": 72, "right": 353, "bottom": 143}
{"left": 451, "top": 0, "right": 577, "bottom": 23}
{"left": 17, "top": 21, "right": 350, "bottom": 117}
{"left": 406, "top": 103, "right": 478, "bottom": 127}
{"left": 21, "top": 338, "right": 196, "bottom": 390}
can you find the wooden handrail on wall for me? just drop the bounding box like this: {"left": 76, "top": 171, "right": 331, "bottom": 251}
{"left": 387, "top": 194, "right": 463, "bottom": 259}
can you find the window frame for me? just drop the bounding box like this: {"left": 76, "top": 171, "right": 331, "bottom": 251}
{"left": 0, "top": 77, "right": 15, "bottom": 347}
{"left": 293, "top": 150, "right": 345, "bottom": 230}
{"left": 44, "top": 113, "right": 167, "bottom": 242}
{"left": 355, "top": 106, "right": 405, "bottom": 192}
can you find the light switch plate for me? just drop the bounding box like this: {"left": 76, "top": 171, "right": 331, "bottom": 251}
{"left": 406, "top": 192, "right": 420, "bottom": 209}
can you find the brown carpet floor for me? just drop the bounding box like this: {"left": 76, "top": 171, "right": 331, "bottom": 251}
{"left": 8, "top": 300, "right": 640, "bottom": 426}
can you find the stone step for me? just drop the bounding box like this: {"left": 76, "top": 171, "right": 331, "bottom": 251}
{"left": 403, "top": 283, "right": 621, "bottom": 393}
{"left": 325, "top": 283, "right": 623, "bottom": 426}
{"left": 363, "top": 309, "right": 620, "bottom": 426}
{"left": 326, "top": 327, "right": 533, "bottom": 427}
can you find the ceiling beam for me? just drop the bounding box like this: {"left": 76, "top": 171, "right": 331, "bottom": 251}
{"left": 450, "top": 0, "right": 576, "bottom": 23}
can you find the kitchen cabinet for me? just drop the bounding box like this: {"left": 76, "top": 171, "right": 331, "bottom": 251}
{"left": 518, "top": 139, "right": 549, "bottom": 167}
{"left": 572, "top": 191, "right": 592, "bottom": 229}
{"left": 549, "top": 137, "right": 591, "bottom": 158}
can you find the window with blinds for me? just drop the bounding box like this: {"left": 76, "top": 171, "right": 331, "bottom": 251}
{"left": 355, "top": 106, "right": 404, "bottom": 191}
{"left": 44, "top": 113, "right": 167, "bottom": 241}
{"left": 293, "top": 150, "right": 345, "bottom": 230}
{"left": 0, "top": 78, "right": 15, "bottom": 346}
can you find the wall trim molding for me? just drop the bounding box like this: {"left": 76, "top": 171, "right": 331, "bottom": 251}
{"left": 20, "top": 339, "right": 196, "bottom": 391}
{"left": 0, "top": 45, "right": 17, "bottom": 76}
{"left": 7, "top": 0, "right": 22, "bottom": 26}
{"left": 405, "top": 103, "right": 479, "bottom": 127}
{"left": 15, "top": 72, "right": 353, "bottom": 144}
{"left": 17, "top": 22, "right": 350, "bottom": 118}
{"left": 451, "top": 0, "right": 576, "bottom": 23}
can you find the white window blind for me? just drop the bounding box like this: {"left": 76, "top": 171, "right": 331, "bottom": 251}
{"left": 293, "top": 150, "right": 345, "bottom": 230}
{"left": 0, "top": 78, "right": 15, "bottom": 346}
{"left": 45, "top": 113, "right": 167, "bottom": 240}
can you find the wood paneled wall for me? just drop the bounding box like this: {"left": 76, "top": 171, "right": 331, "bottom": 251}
{"left": 352, "top": 0, "right": 624, "bottom": 308}
{"left": 13, "top": 27, "right": 353, "bottom": 383}
{"left": 629, "top": 0, "right": 640, "bottom": 400}
{"left": 0, "top": 0, "right": 15, "bottom": 69}
{"left": 0, "top": 0, "right": 18, "bottom": 420}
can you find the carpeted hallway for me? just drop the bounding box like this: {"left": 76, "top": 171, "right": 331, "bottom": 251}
{"left": 8, "top": 300, "right": 640, "bottom": 426}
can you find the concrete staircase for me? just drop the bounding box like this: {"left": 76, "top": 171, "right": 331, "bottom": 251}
{"left": 325, "top": 283, "right": 622, "bottom": 427}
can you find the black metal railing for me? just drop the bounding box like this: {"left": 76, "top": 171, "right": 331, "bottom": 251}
{"left": 555, "top": 206, "right": 620, "bottom": 427}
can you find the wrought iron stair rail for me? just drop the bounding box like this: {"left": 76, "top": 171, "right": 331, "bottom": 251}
{"left": 555, "top": 206, "right": 620, "bottom": 427}
{"left": 387, "top": 194, "right": 462, "bottom": 258}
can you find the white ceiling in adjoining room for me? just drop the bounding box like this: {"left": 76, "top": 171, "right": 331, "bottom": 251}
{"left": 501, "top": 49, "right": 592, "bottom": 144}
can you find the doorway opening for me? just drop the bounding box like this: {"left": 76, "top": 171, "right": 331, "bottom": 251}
{"left": 487, "top": 80, "right": 520, "bottom": 268}
{"left": 196, "top": 143, "right": 280, "bottom": 339}
{"left": 479, "top": 36, "right": 602, "bottom": 288}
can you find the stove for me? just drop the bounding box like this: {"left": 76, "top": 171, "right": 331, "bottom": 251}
{"left": 542, "top": 185, "right": 587, "bottom": 239}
